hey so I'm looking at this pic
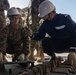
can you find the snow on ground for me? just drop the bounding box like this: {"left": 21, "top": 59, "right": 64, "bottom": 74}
{"left": 5, "top": 51, "right": 69, "bottom": 62}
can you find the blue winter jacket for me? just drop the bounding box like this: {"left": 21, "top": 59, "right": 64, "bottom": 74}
{"left": 32, "top": 13, "right": 76, "bottom": 40}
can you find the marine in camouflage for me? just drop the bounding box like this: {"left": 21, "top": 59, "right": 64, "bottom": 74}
{"left": 27, "top": 0, "right": 45, "bottom": 61}
{"left": 0, "top": 0, "right": 10, "bottom": 27}
{"left": 0, "top": 0, "right": 10, "bottom": 70}
{"left": 0, "top": 0, "right": 10, "bottom": 52}
{"left": 3, "top": 24, "right": 30, "bottom": 60}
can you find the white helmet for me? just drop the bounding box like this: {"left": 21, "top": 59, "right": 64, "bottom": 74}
{"left": 7, "top": 7, "right": 20, "bottom": 17}
{"left": 38, "top": 0, "right": 56, "bottom": 18}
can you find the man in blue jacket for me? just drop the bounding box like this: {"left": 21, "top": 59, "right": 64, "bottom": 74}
{"left": 31, "top": 0, "right": 76, "bottom": 59}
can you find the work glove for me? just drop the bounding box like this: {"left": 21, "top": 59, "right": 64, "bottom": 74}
{"left": 0, "top": 52, "right": 7, "bottom": 62}
{"left": 18, "top": 54, "right": 30, "bottom": 67}
{"left": 18, "top": 53, "right": 29, "bottom": 61}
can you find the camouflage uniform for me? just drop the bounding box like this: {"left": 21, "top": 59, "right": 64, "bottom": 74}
{"left": 28, "top": 0, "right": 45, "bottom": 61}
{"left": 0, "top": 0, "right": 10, "bottom": 70}
{"left": 0, "top": 0, "right": 10, "bottom": 27}
{"left": 3, "top": 24, "right": 30, "bottom": 60}
{"left": 0, "top": 0, "right": 10, "bottom": 53}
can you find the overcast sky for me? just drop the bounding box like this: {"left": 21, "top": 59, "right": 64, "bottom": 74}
{"left": 8, "top": 0, "right": 30, "bottom": 8}
{"left": 7, "top": 0, "right": 76, "bottom": 22}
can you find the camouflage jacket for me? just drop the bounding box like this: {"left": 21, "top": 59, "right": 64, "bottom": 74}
{"left": 0, "top": 0, "right": 10, "bottom": 10}
{"left": 2, "top": 24, "right": 30, "bottom": 56}
{"left": 0, "top": 0, "right": 10, "bottom": 27}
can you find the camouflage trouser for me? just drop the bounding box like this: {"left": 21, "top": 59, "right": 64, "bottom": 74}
{"left": 27, "top": 0, "right": 45, "bottom": 61}
{"left": 29, "top": 39, "right": 44, "bottom": 61}
{"left": 6, "top": 42, "right": 29, "bottom": 61}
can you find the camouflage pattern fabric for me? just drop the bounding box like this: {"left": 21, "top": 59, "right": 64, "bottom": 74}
{"left": 0, "top": 27, "right": 7, "bottom": 53}
{"left": 28, "top": 0, "right": 45, "bottom": 61}
{"left": 0, "top": 13, "right": 6, "bottom": 28}
{"left": 2, "top": 24, "right": 30, "bottom": 59}
{"left": 0, "top": 0, "right": 10, "bottom": 27}
{"left": 0, "top": 0, "right": 9, "bottom": 10}
{"left": 0, "top": 0, "right": 10, "bottom": 52}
